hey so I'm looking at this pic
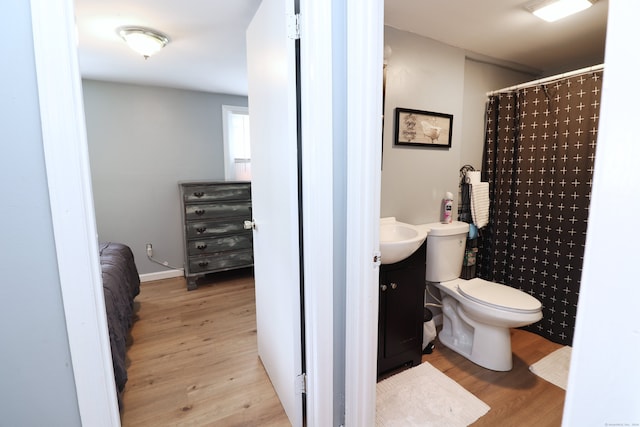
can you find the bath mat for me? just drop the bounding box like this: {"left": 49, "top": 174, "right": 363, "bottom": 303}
{"left": 376, "top": 362, "right": 490, "bottom": 426}
{"left": 529, "top": 346, "right": 572, "bottom": 390}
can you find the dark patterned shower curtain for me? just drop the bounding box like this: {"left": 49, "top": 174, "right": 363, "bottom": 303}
{"left": 478, "top": 70, "right": 603, "bottom": 346}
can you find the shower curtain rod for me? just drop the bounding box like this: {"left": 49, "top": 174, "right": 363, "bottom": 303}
{"left": 486, "top": 63, "right": 604, "bottom": 96}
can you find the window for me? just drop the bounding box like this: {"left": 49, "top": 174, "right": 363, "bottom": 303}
{"left": 222, "top": 105, "right": 251, "bottom": 181}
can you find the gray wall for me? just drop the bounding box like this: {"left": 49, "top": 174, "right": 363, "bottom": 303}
{"left": 461, "top": 58, "right": 538, "bottom": 168}
{"left": 82, "top": 80, "right": 248, "bottom": 275}
{"left": 381, "top": 26, "right": 535, "bottom": 225}
{"left": 0, "top": 1, "right": 81, "bottom": 425}
{"left": 332, "top": 1, "right": 348, "bottom": 424}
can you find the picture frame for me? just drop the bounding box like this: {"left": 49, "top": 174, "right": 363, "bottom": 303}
{"left": 394, "top": 108, "right": 453, "bottom": 148}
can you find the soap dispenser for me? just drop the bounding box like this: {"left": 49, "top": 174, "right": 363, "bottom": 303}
{"left": 442, "top": 192, "right": 453, "bottom": 224}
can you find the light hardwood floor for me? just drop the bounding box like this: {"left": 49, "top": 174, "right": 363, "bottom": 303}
{"left": 426, "top": 328, "right": 566, "bottom": 426}
{"left": 121, "top": 271, "right": 565, "bottom": 426}
{"left": 120, "top": 269, "right": 290, "bottom": 426}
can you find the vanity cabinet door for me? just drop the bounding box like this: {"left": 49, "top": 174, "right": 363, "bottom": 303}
{"left": 381, "top": 267, "right": 423, "bottom": 356}
{"left": 377, "top": 242, "right": 426, "bottom": 378}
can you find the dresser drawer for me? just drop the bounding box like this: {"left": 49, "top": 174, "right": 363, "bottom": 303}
{"left": 184, "top": 201, "right": 251, "bottom": 221}
{"left": 180, "top": 181, "right": 253, "bottom": 290}
{"left": 186, "top": 219, "right": 250, "bottom": 238}
{"left": 187, "top": 233, "right": 253, "bottom": 256}
{"left": 188, "top": 249, "right": 254, "bottom": 273}
{"left": 183, "top": 183, "right": 251, "bottom": 203}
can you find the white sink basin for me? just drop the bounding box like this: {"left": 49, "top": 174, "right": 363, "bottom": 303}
{"left": 379, "top": 217, "right": 428, "bottom": 264}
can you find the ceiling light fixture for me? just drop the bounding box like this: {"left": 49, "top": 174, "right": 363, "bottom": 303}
{"left": 527, "top": 0, "right": 595, "bottom": 22}
{"left": 117, "top": 26, "right": 169, "bottom": 59}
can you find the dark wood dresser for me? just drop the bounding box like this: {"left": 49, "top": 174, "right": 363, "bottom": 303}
{"left": 179, "top": 181, "right": 253, "bottom": 290}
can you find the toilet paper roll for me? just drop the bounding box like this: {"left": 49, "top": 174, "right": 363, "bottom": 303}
{"left": 466, "top": 171, "right": 482, "bottom": 184}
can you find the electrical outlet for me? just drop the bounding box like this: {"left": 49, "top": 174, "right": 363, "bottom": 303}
{"left": 146, "top": 243, "right": 153, "bottom": 257}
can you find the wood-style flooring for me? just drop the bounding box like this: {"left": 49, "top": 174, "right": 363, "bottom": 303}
{"left": 120, "top": 269, "right": 290, "bottom": 426}
{"left": 426, "top": 328, "right": 566, "bottom": 426}
{"left": 121, "top": 271, "right": 565, "bottom": 426}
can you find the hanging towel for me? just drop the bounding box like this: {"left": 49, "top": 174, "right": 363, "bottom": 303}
{"left": 466, "top": 170, "right": 482, "bottom": 185}
{"left": 470, "top": 182, "right": 490, "bottom": 229}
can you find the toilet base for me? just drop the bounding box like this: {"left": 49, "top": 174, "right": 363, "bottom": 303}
{"left": 439, "top": 295, "right": 513, "bottom": 371}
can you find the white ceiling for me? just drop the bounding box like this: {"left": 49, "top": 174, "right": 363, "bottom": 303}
{"left": 75, "top": 0, "right": 608, "bottom": 96}
{"left": 76, "top": 0, "right": 262, "bottom": 96}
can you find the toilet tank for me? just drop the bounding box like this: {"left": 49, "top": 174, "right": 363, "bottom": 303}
{"left": 425, "top": 221, "right": 470, "bottom": 282}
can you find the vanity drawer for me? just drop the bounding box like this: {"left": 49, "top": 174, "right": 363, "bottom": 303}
{"left": 184, "top": 201, "right": 251, "bottom": 221}
{"left": 187, "top": 233, "right": 253, "bottom": 256}
{"left": 188, "top": 249, "right": 254, "bottom": 274}
{"left": 183, "top": 183, "right": 251, "bottom": 203}
{"left": 186, "top": 218, "right": 250, "bottom": 238}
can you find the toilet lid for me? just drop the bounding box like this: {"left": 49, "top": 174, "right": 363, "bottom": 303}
{"left": 457, "top": 278, "right": 541, "bottom": 313}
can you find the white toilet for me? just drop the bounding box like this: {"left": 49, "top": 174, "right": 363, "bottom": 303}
{"left": 425, "top": 221, "right": 542, "bottom": 371}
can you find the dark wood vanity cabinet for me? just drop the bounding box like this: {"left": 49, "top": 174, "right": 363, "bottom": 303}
{"left": 377, "top": 242, "right": 426, "bottom": 378}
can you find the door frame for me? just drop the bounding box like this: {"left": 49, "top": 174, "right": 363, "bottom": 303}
{"left": 298, "top": 1, "right": 336, "bottom": 424}
{"left": 342, "top": 0, "right": 384, "bottom": 425}
{"left": 299, "top": 0, "right": 384, "bottom": 424}
{"left": 30, "top": 0, "right": 121, "bottom": 425}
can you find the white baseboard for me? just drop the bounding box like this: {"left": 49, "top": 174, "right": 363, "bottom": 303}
{"left": 139, "top": 268, "right": 184, "bottom": 283}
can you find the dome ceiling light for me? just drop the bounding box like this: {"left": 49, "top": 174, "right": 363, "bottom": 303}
{"left": 117, "top": 26, "right": 170, "bottom": 59}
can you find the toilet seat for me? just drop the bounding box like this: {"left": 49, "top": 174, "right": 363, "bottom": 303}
{"left": 457, "top": 278, "right": 541, "bottom": 314}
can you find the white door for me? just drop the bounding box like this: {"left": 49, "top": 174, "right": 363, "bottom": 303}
{"left": 246, "top": 0, "right": 304, "bottom": 426}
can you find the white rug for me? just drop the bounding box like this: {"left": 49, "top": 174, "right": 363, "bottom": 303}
{"left": 529, "top": 346, "right": 572, "bottom": 390}
{"left": 376, "top": 362, "right": 490, "bottom": 426}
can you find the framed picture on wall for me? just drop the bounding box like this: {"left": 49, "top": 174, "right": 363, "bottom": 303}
{"left": 394, "top": 108, "right": 453, "bottom": 148}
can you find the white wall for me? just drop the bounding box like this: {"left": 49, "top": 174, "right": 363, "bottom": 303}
{"left": 82, "top": 80, "right": 247, "bottom": 275}
{"left": 381, "top": 26, "right": 535, "bottom": 225}
{"left": 563, "top": 1, "right": 640, "bottom": 424}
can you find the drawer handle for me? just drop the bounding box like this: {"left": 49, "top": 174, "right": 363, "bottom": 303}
{"left": 196, "top": 243, "right": 208, "bottom": 250}
{"left": 390, "top": 282, "right": 398, "bottom": 290}
{"left": 193, "top": 191, "right": 204, "bottom": 198}
{"left": 380, "top": 284, "right": 387, "bottom": 292}
{"left": 194, "top": 209, "right": 205, "bottom": 216}
{"left": 196, "top": 227, "right": 207, "bottom": 234}
{"left": 198, "top": 261, "right": 209, "bottom": 268}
